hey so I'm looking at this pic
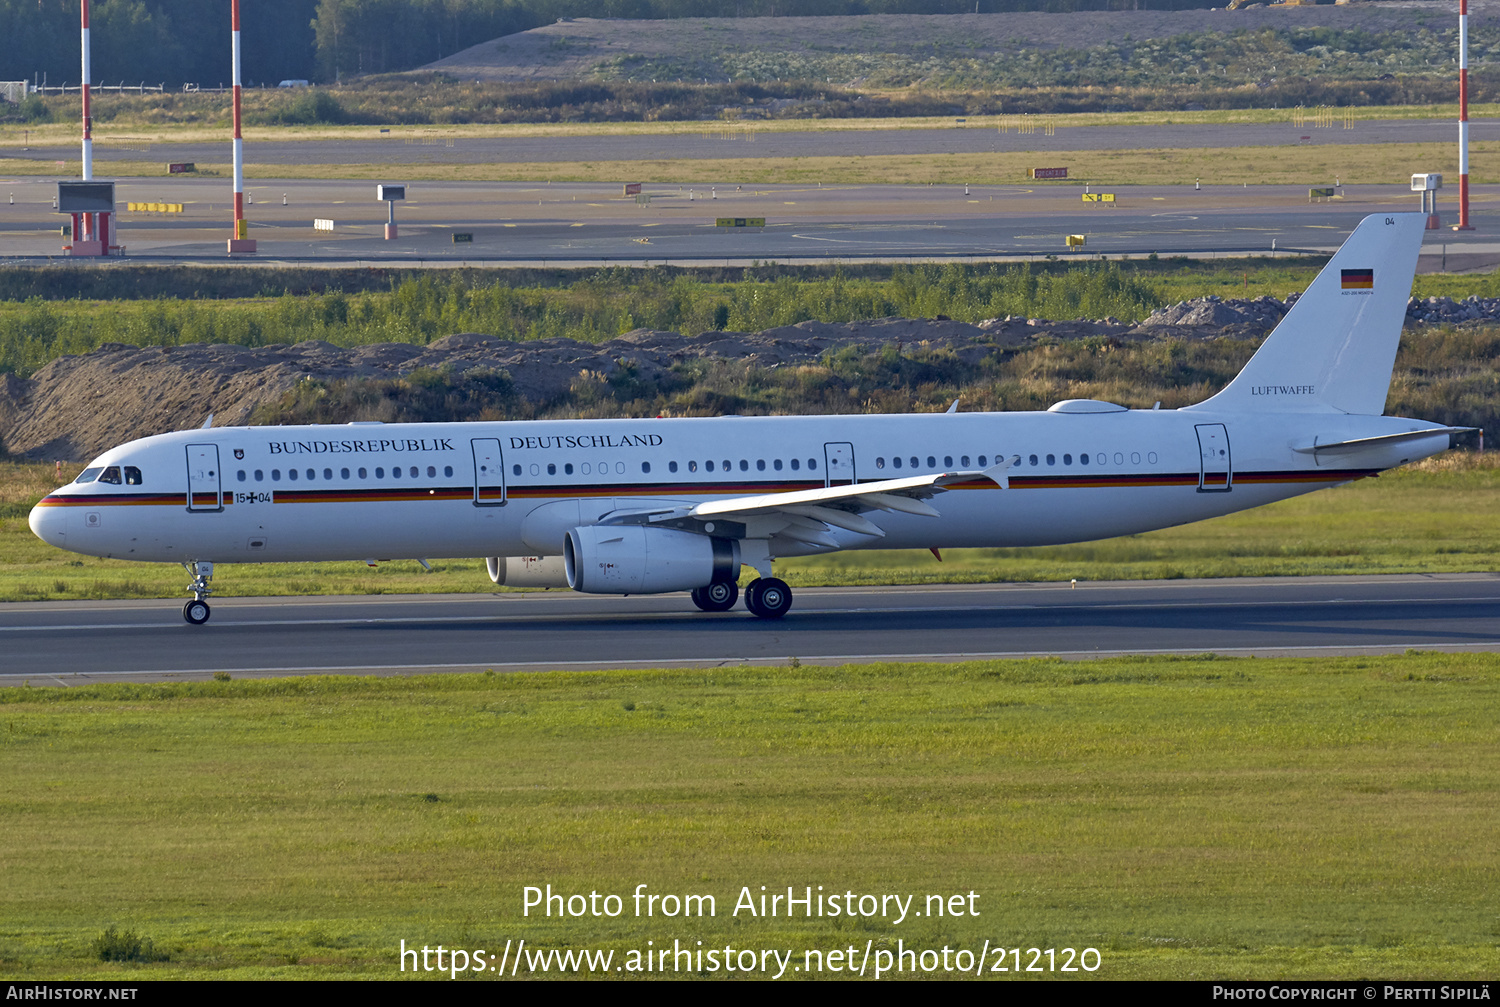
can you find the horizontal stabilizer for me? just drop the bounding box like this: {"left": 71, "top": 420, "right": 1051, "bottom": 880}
{"left": 1293, "top": 426, "right": 1474, "bottom": 455}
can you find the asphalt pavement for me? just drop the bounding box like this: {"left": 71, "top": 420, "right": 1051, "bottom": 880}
{"left": 5, "top": 574, "right": 1498, "bottom": 684}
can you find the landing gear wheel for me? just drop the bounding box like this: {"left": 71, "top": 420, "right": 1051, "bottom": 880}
{"left": 744, "top": 577, "right": 792, "bottom": 620}
{"left": 183, "top": 599, "right": 211, "bottom": 625}
{"left": 692, "top": 580, "right": 739, "bottom": 612}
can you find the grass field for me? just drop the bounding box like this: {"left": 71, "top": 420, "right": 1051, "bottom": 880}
{"left": 7, "top": 140, "right": 1495, "bottom": 187}
{"left": 3, "top": 453, "right": 1498, "bottom": 603}
{"left": 0, "top": 654, "right": 1495, "bottom": 979}
{"left": 11, "top": 104, "right": 1498, "bottom": 146}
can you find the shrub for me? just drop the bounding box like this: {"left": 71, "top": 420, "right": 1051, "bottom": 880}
{"left": 91, "top": 927, "right": 169, "bottom": 963}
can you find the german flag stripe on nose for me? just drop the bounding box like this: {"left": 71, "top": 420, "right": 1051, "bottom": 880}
{"left": 1341, "top": 268, "right": 1374, "bottom": 289}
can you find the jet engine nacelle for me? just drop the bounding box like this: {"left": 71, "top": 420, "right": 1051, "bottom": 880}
{"left": 485, "top": 555, "right": 570, "bottom": 588}
{"left": 564, "top": 525, "right": 740, "bottom": 594}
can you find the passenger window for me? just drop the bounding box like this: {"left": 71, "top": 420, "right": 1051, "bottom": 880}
{"left": 927, "top": 456, "right": 936, "bottom": 468}
{"left": 706, "top": 460, "right": 715, "bottom": 472}
{"left": 893, "top": 457, "right": 902, "bottom": 469}
{"left": 809, "top": 459, "right": 817, "bottom": 470}
{"left": 791, "top": 458, "right": 800, "bottom": 470}
{"left": 254, "top": 470, "right": 264, "bottom": 482}
{"left": 272, "top": 469, "right": 282, "bottom": 481}
{"left": 547, "top": 463, "right": 556, "bottom": 475}
{"left": 74, "top": 467, "right": 103, "bottom": 484}
{"left": 774, "top": 459, "right": 783, "bottom": 471}
{"left": 444, "top": 466, "right": 453, "bottom": 477}
{"left": 427, "top": 466, "right": 436, "bottom": 478}
{"left": 306, "top": 469, "right": 315, "bottom": 480}
{"left": 722, "top": 460, "right": 731, "bottom": 471}
{"left": 1063, "top": 454, "right": 1072, "bottom": 465}
{"left": 876, "top": 457, "right": 886, "bottom": 469}
{"left": 376, "top": 467, "right": 385, "bottom": 478}
{"left": 944, "top": 456, "right": 953, "bottom": 468}
{"left": 978, "top": 455, "right": 987, "bottom": 466}
{"left": 1029, "top": 454, "right": 1038, "bottom": 466}
{"left": 908, "top": 456, "right": 917, "bottom": 468}
{"left": 512, "top": 464, "right": 521, "bottom": 476}
{"left": 288, "top": 469, "right": 299, "bottom": 481}
{"left": 358, "top": 467, "right": 368, "bottom": 478}
{"left": 565, "top": 463, "right": 574, "bottom": 475}
{"left": 323, "top": 468, "right": 333, "bottom": 480}
{"left": 689, "top": 460, "right": 698, "bottom": 472}
{"left": 341, "top": 468, "right": 350, "bottom": 479}
{"left": 669, "top": 461, "right": 678, "bottom": 473}
{"left": 124, "top": 466, "right": 143, "bottom": 485}
{"left": 1080, "top": 453, "right": 1089, "bottom": 465}
{"left": 642, "top": 462, "right": 651, "bottom": 473}
{"left": 757, "top": 459, "right": 766, "bottom": 471}
{"left": 236, "top": 470, "right": 246, "bottom": 482}
{"left": 410, "top": 466, "right": 418, "bottom": 478}
{"left": 1046, "top": 454, "right": 1056, "bottom": 466}
{"left": 961, "top": 455, "right": 971, "bottom": 467}
{"left": 739, "top": 460, "right": 749, "bottom": 472}
{"left": 98, "top": 467, "right": 122, "bottom": 484}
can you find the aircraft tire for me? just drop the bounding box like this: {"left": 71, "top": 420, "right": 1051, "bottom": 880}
{"left": 692, "top": 580, "right": 739, "bottom": 612}
{"left": 745, "top": 577, "right": 792, "bottom": 620}
{"left": 183, "top": 599, "right": 211, "bottom": 625}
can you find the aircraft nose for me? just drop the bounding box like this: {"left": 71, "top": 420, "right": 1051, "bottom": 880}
{"left": 28, "top": 499, "right": 66, "bottom": 548}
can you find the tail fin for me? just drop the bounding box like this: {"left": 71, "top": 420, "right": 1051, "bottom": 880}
{"left": 1189, "top": 212, "right": 1425, "bottom": 415}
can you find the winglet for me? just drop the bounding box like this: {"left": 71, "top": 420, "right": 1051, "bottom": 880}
{"left": 981, "top": 456, "right": 1016, "bottom": 490}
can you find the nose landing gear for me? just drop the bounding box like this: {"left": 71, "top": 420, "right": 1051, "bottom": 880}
{"left": 181, "top": 560, "right": 215, "bottom": 625}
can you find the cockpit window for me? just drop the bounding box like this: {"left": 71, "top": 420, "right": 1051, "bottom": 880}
{"left": 74, "top": 467, "right": 103, "bottom": 484}
{"left": 97, "top": 466, "right": 123, "bottom": 485}
{"left": 123, "top": 466, "right": 143, "bottom": 486}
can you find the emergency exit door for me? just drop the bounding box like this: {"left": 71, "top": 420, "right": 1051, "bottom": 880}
{"left": 1195, "top": 424, "right": 1232, "bottom": 492}
{"left": 824, "top": 442, "right": 855, "bottom": 487}
{"left": 472, "top": 438, "right": 507, "bottom": 506}
{"left": 186, "top": 444, "right": 223, "bottom": 511}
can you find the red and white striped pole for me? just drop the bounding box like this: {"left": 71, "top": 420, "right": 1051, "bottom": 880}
{"left": 80, "top": 0, "right": 92, "bottom": 182}
{"left": 228, "top": 0, "right": 256, "bottom": 252}
{"left": 1456, "top": 0, "right": 1475, "bottom": 230}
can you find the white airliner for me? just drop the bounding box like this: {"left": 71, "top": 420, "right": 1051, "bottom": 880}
{"left": 30, "top": 213, "right": 1468, "bottom": 624}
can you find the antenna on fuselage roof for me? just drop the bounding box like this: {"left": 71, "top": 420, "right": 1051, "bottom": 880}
{"left": 946, "top": 398, "right": 960, "bottom": 414}
{"left": 200, "top": 414, "right": 214, "bottom": 429}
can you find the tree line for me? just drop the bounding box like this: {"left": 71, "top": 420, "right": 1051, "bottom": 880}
{"left": 0, "top": 0, "right": 1222, "bottom": 88}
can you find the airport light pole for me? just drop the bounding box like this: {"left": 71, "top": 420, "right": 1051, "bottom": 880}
{"left": 228, "top": 0, "right": 257, "bottom": 253}
{"left": 1456, "top": 0, "right": 1475, "bottom": 230}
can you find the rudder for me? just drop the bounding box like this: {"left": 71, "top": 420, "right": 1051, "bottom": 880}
{"left": 1189, "top": 212, "right": 1425, "bottom": 416}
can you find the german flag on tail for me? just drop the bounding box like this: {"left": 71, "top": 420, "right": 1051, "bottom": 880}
{"left": 1341, "top": 268, "right": 1374, "bottom": 290}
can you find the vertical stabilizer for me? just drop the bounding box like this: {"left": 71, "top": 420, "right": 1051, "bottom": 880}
{"left": 1189, "top": 213, "right": 1425, "bottom": 415}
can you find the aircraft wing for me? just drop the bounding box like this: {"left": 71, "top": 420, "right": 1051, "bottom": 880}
{"left": 602, "top": 459, "right": 1015, "bottom": 546}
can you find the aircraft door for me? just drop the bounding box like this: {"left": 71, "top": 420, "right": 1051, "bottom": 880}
{"left": 1195, "top": 424, "right": 1232, "bottom": 492}
{"left": 824, "top": 442, "right": 855, "bottom": 487}
{"left": 472, "top": 438, "right": 506, "bottom": 506}
{"left": 186, "top": 444, "right": 223, "bottom": 511}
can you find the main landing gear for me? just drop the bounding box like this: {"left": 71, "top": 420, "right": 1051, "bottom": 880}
{"left": 182, "top": 560, "right": 214, "bottom": 625}
{"left": 691, "top": 579, "right": 739, "bottom": 612}
{"left": 691, "top": 577, "right": 792, "bottom": 619}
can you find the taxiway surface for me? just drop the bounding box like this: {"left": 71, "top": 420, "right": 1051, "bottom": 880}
{"left": 3, "top": 177, "right": 1497, "bottom": 264}
{"left": 5, "top": 574, "right": 1498, "bottom": 684}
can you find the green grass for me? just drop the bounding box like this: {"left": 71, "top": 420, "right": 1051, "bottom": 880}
{"left": 0, "top": 655, "right": 1495, "bottom": 979}
{"left": 5, "top": 456, "right": 1498, "bottom": 604}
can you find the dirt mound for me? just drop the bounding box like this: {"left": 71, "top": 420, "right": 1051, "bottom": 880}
{"left": 423, "top": 4, "right": 1472, "bottom": 83}
{"left": 0, "top": 314, "right": 1249, "bottom": 462}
